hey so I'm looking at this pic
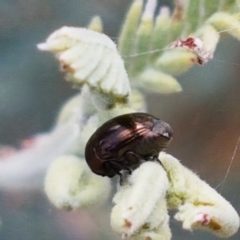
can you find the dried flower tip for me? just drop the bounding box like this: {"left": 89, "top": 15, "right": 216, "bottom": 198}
{"left": 45, "top": 155, "right": 111, "bottom": 210}
{"left": 170, "top": 37, "right": 213, "bottom": 65}
{"left": 111, "top": 161, "right": 169, "bottom": 238}
{"left": 38, "top": 27, "right": 131, "bottom": 101}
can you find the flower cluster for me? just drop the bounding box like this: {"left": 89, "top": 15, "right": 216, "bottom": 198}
{"left": 0, "top": 0, "right": 240, "bottom": 239}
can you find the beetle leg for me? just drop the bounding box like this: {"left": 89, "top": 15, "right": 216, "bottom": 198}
{"left": 125, "top": 168, "right": 132, "bottom": 175}
{"left": 104, "top": 161, "right": 124, "bottom": 183}
{"left": 124, "top": 151, "right": 144, "bottom": 165}
{"left": 125, "top": 151, "right": 166, "bottom": 171}
{"left": 154, "top": 156, "right": 167, "bottom": 172}
{"left": 119, "top": 173, "right": 126, "bottom": 186}
{"left": 103, "top": 162, "right": 118, "bottom": 178}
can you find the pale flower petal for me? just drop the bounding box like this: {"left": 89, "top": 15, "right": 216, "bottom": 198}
{"left": 38, "top": 27, "right": 131, "bottom": 101}
{"left": 207, "top": 12, "right": 240, "bottom": 40}
{"left": 127, "top": 199, "right": 171, "bottom": 240}
{"left": 87, "top": 15, "right": 103, "bottom": 33}
{"left": 156, "top": 49, "right": 198, "bottom": 75}
{"left": 136, "top": 67, "right": 182, "bottom": 94}
{"left": 159, "top": 152, "right": 240, "bottom": 238}
{"left": 111, "top": 161, "right": 169, "bottom": 238}
{"left": 45, "top": 155, "right": 111, "bottom": 210}
{"left": 0, "top": 122, "right": 79, "bottom": 190}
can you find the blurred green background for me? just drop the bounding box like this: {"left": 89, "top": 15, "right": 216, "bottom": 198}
{"left": 0, "top": 0, "right": 240, "bottom": 239}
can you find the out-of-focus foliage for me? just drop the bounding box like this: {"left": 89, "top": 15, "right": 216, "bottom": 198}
{"left": 1, "top": 0, "right": 240, "bottom": 240}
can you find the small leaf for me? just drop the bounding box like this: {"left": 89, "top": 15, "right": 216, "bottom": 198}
{"left": 87, "top": 15, "right": 103, "bottom": 32}
{"left": 156, "top": 49, "right": 198, "bottom": 76}
{"left": 136, "top": 67, "right": 182, "bottom": 93}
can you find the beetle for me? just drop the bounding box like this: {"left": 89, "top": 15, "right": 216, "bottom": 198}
{"left": 85, "top": 112, "right": 173, "bottom": 181}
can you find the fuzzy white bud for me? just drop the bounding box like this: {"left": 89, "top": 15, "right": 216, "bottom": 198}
{"left": 160, "top": 152, "right": 240, "bottom": 238}
{"left": 38, "top": 27, "right": 131, "bottom": 100}
{"left": 45, "top": 155, "right": 111, "bottom": 210}
{"left": 111, "top": 161, "right": 169, "bottom": 238}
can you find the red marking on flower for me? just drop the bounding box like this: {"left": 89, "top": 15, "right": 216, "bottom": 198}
{"left": 145, "top": 237, "right": 152, "bottom": 240}
{"left": 180, "top": 37, "right": 197, "bottom": 49}
{"left": 196, "top": 213, "right": 210, "bottom": 226}
{"left": 124, "top": 219, "right": 132, "bottom": 228}
{"left": 60, "top": 60, "right": 75, "bottom": 73}
{"left": 171, "top": 37, "right": 201, "bottom": 51}
{"left": 190, "top": 57, "right": 197, "bottom": 63}
{"left": 0, "top": 146, "right": 16, "bottom": 158}
{"left": 197, "top": 57, "right": 204, "bottom": 65}
{"left": 170, "top": 37, "right": 213, "bottom": 65}
{"left": 201, "top": 213, "right": 210, "bottom": 225}
{"left": 20, "top": 137, "right": 37, "bottom": 149}
{"left": 209, "top": 218, "right": 221, "bottom": 230}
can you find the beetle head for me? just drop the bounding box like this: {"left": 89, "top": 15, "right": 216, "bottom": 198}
{"left": 152, "top": 119, "right": 173, "bottom": 142}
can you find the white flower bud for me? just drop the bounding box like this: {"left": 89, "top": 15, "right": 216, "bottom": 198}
{"left": 111, "top": 161, "right": 169, "bottom": 238}
{"left": 169, "top": 37, "right": 213, "bottom": 65}
{"left": 38, "top": 27, "right": 131, "bottom": 101}
{"left": 159, "top": 152, "right": 240, "bottom": 238}
{"left": 156, "top": 49, "right": 197, "bottom": 76}
{"left": 128, "top": 89, "right": 147, "bottom": 112}
{"left": 87, "top": 16, "right": 103, "bottom": 33}
{"left": 0, "top": 122, "right": 78, "bottom": 190}
{"left": 56, "top": 94, "right": 81, "bottom": 125}
{"left": 45, "top": 155, "right": 111, "bottom": 210}
{"left": 175, "top": 203, "right": 239, "bottom": 238}
{"left": 196, "top": 25, "right": 220, "bottom": 53}
{"left": 136, "top": 67, "right": 182, "bottom": 94}
{"left": 207, "top": 12, "right": 240, "bottom": 40}
{"left": 118, "top": 0, "right": 143, "bottom": 56}
{"left": 127, "top": 198, "right": 171, "bottom": 240}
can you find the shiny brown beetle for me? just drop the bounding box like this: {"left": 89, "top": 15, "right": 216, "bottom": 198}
{"left": 85, "top": 112, "right": 173, "bottom": 181}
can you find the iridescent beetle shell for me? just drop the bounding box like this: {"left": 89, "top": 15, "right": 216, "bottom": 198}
{"left": 85, "top": 112, "right": 173, "bottom": 179}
